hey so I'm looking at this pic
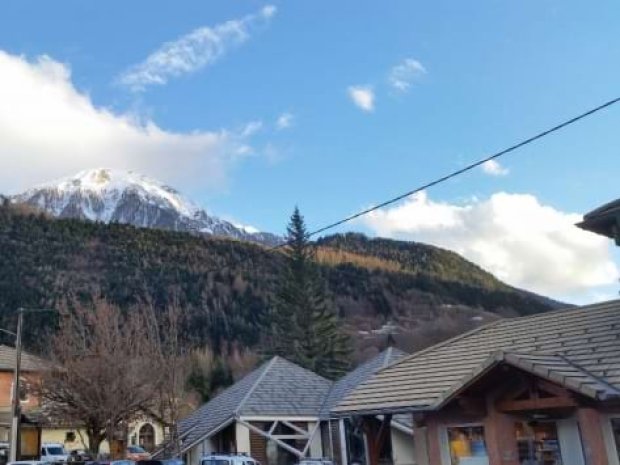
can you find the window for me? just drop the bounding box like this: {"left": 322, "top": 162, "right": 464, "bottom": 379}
{"left": 446, "top": 425, "right": 489, "bottom": 465}
{"left": 515, "top": 421, "right": 563, "bottom": 465}
{"left": 612, "top": 418, "right": 620, "bottom": 461}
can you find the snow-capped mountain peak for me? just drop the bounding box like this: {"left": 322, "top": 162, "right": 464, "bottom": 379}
{"left": 12, "top": 168, "right": 281, "bottom": 245}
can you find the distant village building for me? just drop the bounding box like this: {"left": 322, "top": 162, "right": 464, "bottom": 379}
{"left": 175, "top": 350, "right": 415, "bottom": 465}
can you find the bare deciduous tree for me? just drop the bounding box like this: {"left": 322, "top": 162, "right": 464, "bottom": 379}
{"left": 37, "top": 300, "right": 164, "bottom": 455}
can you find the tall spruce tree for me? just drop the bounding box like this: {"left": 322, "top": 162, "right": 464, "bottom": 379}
{"left": 266, "top": 207, "right": 351, "bottom": 379}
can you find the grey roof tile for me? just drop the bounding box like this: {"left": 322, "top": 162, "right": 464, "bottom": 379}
{"left": 320, "top": 347, "right": 407, "bottom": 418}
{"left": 334, "top": 299, "right": 620, "bottom": 415}
{"left": 0, "top": 345, "right": 48, "bottom": 371}
{"left": 178, "top": 357, "right": 332, "bottom": 453}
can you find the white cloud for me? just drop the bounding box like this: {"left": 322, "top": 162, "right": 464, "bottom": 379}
{"left": 348, "top": 85, "right": 375, "bottom": 112}
{"left": 362, "top": 191, "right": 619, "bottom": 300}
{"left": 276, "top": 112, "right": 294, "bottom": 130}
{"left": 0, "top": 50, "right": 256, "bottom": 194}
{"left": 118, "top": 5, "right": 277, "bottom": 91}
{"left": 388, "top": 58, "right": 426, "bottom": 92}
{"left": 481, "top": 159, "right": 509, "bottom": 176}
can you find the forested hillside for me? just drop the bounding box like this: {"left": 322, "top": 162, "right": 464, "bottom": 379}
{"left": 0, "top": 202, "right": 561, "bottom": 358}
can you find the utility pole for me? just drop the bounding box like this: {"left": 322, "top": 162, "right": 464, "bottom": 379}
{"left": 9, "top": 308, "right": 23, "bottom": 462}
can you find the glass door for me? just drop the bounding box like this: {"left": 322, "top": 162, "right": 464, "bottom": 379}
{"left": 515, "top": 421, "right": 563, "bottom": 465}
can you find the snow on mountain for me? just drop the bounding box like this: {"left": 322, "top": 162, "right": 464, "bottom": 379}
{"left": 11, "top": 168, "right": 282, "bottom": 246}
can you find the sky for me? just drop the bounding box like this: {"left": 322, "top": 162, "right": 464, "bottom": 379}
{"left": 0, "top": 0, "right": 619, "bottom": 303}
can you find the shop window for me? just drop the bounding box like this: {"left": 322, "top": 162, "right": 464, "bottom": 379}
{"left": 446, "top": 425, "right": 489, "bottom": 465}
{"left": 611, "top": 418, "right": 620, "bottom": 461}
{"left": 515, "top": 421, "right": 563, "bottom": 465}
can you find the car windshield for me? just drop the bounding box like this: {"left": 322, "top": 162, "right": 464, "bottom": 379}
{"left": 129, "top": 446, "right": 146, "bottom": 453}
{"left": 47, "top": 448, "right": 65, "bottom": 456}
{"left": 201, "top": 460, "right": 231, "bottom": 465}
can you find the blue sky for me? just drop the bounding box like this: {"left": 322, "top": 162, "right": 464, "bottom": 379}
{"left": 1, "top": 0, "right": 619, "bottom": 302}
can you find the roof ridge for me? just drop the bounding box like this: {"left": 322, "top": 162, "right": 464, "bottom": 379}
{"left": 234, "top": 356, "right": 279, "bottom": 417}
{"left": 557, "top": 354, "right": 620, "bottom": 399}
{"left": 501, "top": 298, "right": 620, "bottom": 323}
{"left": 371, "top": 319, "right": 504, "bottom": 376}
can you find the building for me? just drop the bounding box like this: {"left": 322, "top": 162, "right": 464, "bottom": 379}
{"left": 178, "top": 356, "right": 331, "bottom": 465}
{"left": 0, "top": 345, "right": 164, "bottom": 456}
{"left": 176, "top": 350, "right": 415, "bottom": 465}
{"left": 0, "top": 345, "right": 46, "bottom": 459}
{"left": 577, "top": 197, "right": 620, "bottom": 244}
{"left": 333, "top": 300, "right": 620, "bottom": 465}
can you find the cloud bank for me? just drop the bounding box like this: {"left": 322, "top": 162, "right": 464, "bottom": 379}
{"left": 362, "top": 191, "right": 618, "bottom": 300}
{"left": 118, "top": 5, "right": 277, "bottom": 91}
{"left": 0, "top": 50, "right": 255, "bottom": 194}
{"left": 348, "top": 85, "right": 375, "bottom": 112}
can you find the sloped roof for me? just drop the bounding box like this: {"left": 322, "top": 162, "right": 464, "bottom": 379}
{"left": 0, "top": 345, "right": 48, "bottom": 371}
{"left": 334, "top": 299, "right": 620, "bottom": 415}
{"left": 179, "top": 356, "right": 332, "bottom": 452}
{"left": 320, "top": 347, "right": 407, "bottom": 418}
{"left": 577, "top": 198, "right": 620, "bottom": 240}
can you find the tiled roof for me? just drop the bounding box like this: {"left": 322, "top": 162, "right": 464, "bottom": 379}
{"left": 0, "top": 345, "right": 48, "bottom": 371}
{"left": 178, "top": 356, "right": 332, "bottom": 452}
{"left": 334, "top": 299, "right": 620, "bottom": 415}
{"left": 320, "top": 347, "right": 407, "bottom": 418}
{"left": 577, "top": 198, "right": 620, "bottom": 240}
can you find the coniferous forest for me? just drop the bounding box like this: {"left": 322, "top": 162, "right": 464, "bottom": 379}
{"left": 0, "top": 201, "right": 561, "bottom": 363}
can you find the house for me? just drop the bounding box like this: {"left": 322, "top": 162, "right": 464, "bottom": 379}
{"left": 0, "top": 344, "right": 164, "bottom": 456}
{"left": 176, "top": 349, "right": 415, "bottom": 465}
{"left": 0, "top": 345, "right": 46, "bottom": 459}
{"left": 333, "top": 299, "right": 620, "bottom": 465}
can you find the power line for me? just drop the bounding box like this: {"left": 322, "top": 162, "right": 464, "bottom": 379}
{"left": 306, "top": 96, "right": 620, "bottom": 238}
{"left": 209, "top": 96, "right": 620, "bottom": 274}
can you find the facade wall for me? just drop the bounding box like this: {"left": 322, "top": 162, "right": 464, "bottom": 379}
{"left": 390, "top": 428, "right": 415, "bottom": 465}
{"left": 417, "top": 406, "right": 619, "bottom": 465}
{"left": 41, "top": 419, "right": 164, "bottom": 455}
{"left": 0, "top": 371, "right": 40, "bottom": 410}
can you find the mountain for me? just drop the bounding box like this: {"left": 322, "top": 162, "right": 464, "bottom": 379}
{"left": 11, "top": 168, "right": 281, "bottom": 246}
{"left": 0, "top": 202, "right": 562, "bottom": 357}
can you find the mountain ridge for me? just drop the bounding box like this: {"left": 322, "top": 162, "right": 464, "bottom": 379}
{"left": 11, "top": 168, "right": 282, "bottom": 246}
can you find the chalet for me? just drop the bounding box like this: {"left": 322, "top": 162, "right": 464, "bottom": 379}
{"left": 176, "top": 350, "right": 415, "bottom": 465}
{"left": 333, "top": 300, "right": 620, "bottom": 465}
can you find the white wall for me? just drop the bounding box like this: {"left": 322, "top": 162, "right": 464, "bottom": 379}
{"left": 391, "top": 428, "right": 415, "bottom": 465}
{"left": 309, "top": 422, "right": 322, "bottom": 458}
{"left": 236, "top": 423, "right": 251, "bottom": 454}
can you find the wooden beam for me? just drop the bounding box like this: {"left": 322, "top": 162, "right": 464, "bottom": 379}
{"left": 280, "top": 420, "right": 311, "bottom": 436}
{"left": 497, "top": 396, "right": 577, "bottom": 412}
{"left": 238, "top": 420, "right": 305, "bottom": 457}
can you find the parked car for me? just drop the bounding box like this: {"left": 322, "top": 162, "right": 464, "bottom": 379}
{"left": 126, "top": 447, "right": 150, "bottom": 462}
{"left": 9, "top": 461, "right": 46, "bottom": 465}
{"left": 40, "top": 443, "right": 69, "bottom": 464}
{"left": 297, "top": 459, "right": 334, "bottom": 465}
{"left": 162, "top": 459, "right": 184, "bottom": 465}
{"left": 200, "top": 454, "right": 259, "bottom": 465}
{"left": 111, "top": 461, "right": 136, "bottom": 465}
